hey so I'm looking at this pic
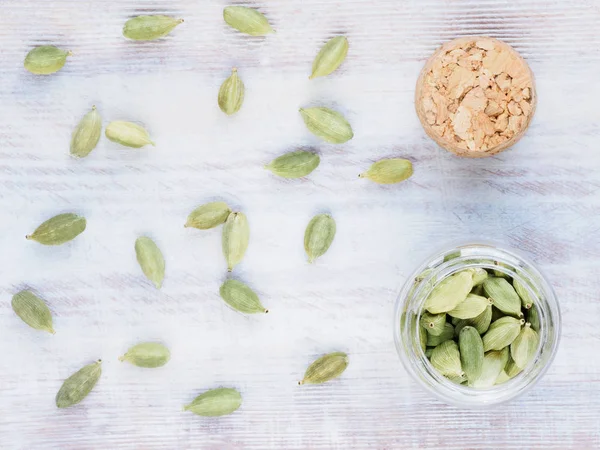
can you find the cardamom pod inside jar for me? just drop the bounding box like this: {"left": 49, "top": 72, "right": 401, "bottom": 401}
{"left": 394, "top": 243, "right": 560, "bottom": 407}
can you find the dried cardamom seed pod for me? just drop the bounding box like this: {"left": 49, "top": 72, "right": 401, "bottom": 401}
{"left": 222, "top": 212, "right": 249, "bottom": 271}
{"left": 527, "top": 304, "right": 540, "bottom": 332}
{"left": 105, "top": 121, "right": 155, "bottom": 148}
{"left": 424, "top": 271, "right": 473, "bottom": 314}
{"left": 223, "top": 6, "right": 274, "bottom": 36}
{"left": 26, "top": 213, "right": 86, "bottom": 245}
{"left": 185, "top": 201, "right": 231, "bottom": 230}
{"left": 119, "top": 342, "right": 170, "bottom": 368}
{"left": 12, "top": 290, "right": 55, "bottom": 334}
{"left": 483, "top": 277, "right": 522, "bottom": 317}
{"left": 513, "top": 278, "right": 535, "bottom": 309}
{"left": 464, "top": 304, "right": 493, "bottom": 335}
{"left": 135, "top": 236, "right": 165, "bottom": 289}
{"left": 184, "top": 387, "right": 242, "bottom": 417}
{"left": 359, "top": 159, "right": 413, "bottom": 185}
{"left": 471, "top": 347, "right": 509, "bottom": 388}
{"left": 299, "top": 352, "right": 348, "bottom": 385}
{"left": 459, "top": 326, "right": 484, "bottom": 381}
{"left": 510, "top": 323, "right": 539, "bottom": 369}
{"left": 426, "top": 323, "right": 454, "bottom": 347}
{"left": 123, "top": 15, "right": 184, "bottom": 41}
{"left": 218, "top": 68, "right": 245, "bottom": 115}
{"left": 299, "top": 107, "right": 353, "bottom": 144}
{"left": 430, "top": 340, "right": 464, "bottom": 378}
{"left": 70, "top": 106, "right": 102, "bottom": 158}
{"left": 24, "top": 45, "right": 71, "bottom": 75}
{"left": 304, "top": 213, "right": 336, "bottom": 263}
{"left": 420, "top": 312, "right": 446, "bottom": 336}
{"left": 310, "top": 36, "right": 348, "bottom": 79}
{"left": 265, "top": 151, "right": 320, "bottom": 179}
{"left": 482, "top": 316, "right": 525, "bottom": 351}
{"left": 219, "top": 279, "right": 268, "bottom": 314}
{"left": 55, "top": 360, "right": 102, "bottom": 408}
{"left": 448, "top": 294, "right": 492, "bottom": 320}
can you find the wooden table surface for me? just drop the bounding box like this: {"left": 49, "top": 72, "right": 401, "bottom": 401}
{"left": 1, "top": 0, "right": 599, "bottom": 448}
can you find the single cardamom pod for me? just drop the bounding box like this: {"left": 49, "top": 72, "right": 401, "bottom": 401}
{"left": 304, "top": 213, "right": 336, "bottom": 263}
{"left": 448, "top": 294, "right": 492, "bottom": 320}
{"left": 123, "top": 15, "right": 184, "bottom": 41}
{"left": 310, "top": 36, "right": 349, "bottom": 79}
{"left": 430, "top": 340, "right": 464, "bottom": 378}
{"left": 105, "top": 121, "right": 155, "bottom": 148}
{"left": 459, "top": 326, "right": 484, "bottom": 381}
{"left": 495, "top": 369, "right": 511, "bottom": 385}
{"left": 135, "top": 237, "right": 165, "bottom": 289}
{"left": 184, "top": 387, "right": 242, "bottom": 417}
{"left": 70, "top": 106, "right": 102, "bottom": 158}
{"left": 55, "top": 360, "right": 102, "bottom": 408}
{"left": 265, "top": 151, "right": 320, "bottom": 179}
{"left": 223, "top": 6, "right": 274, "bottom": 36}
{"left": 468, "top": 267, "right": 489, "bottom": 286}
{"left": 185, "top": 201, "right": 231, "bottom": 230}
{"left": 528, "top": 304, "right": 540, "bottom": 332}
{"left": 24, "top": 45, "right": 71, "bottom": 75}
{"left": 419, "top": 327, "right": 428, "bottom": 352}
{"left": 11, "top": 290, "right": 55, "bottom": 334}
{"left": 218, "top": 68, "right": 245, "bottom": 115}
{"left": 26, "top": 213, "right": 86, "bottom": 245}
{"left": 483, "top": 277, "right": 522, "bottom": 317}
{"left": 420, "top": 312, "right": 446, "bottom": 336}
{"left": 219, "top": 279, "right": 268, "bottom": 314}
{"left": 424, "top": 271, "right": 473, "bottom": 314}
{"left": 222, "top": 212, "right": 249, "bottom": 271}
{"left": 482, "top": 316, "right": 525, "bottom": 351}
{"left": 467, "top": 304, "right": 493, "bottom": 335}
{"left": 299, "top": 107, "right": 353, "bottom": 144}
{"left": 359, "top": 159, "right": 414, "bottom": 185}
{"left": 119, "top": 342, "right": 170, "bottom": 368}
{"left": 471, "top": 347, "right": 509, "bottom": 388}
{"left": 513, "top": 278, "right": 535, "bottom": 310}
{"left": 510, "top": 323, "right": 539, "bottom": 369}
{"left": 299, "top": 352, "right": 348, "bottom": 385}
{"left": 505, "top": 354, "right": 523, "bottom": 378}
{"left": 426, "top": 323, "right": 454, "bottom": 347}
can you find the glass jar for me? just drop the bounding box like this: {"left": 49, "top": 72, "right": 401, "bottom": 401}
{"left": 394, "top": 242, "right": 561, "bottom": 407}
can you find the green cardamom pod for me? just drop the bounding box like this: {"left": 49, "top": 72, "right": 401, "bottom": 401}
{"left": 184, "top": 387, "right": 242, "bottom": 417}
{"left": 471, "top": 347, "right": 509, "bottom": 388}
{"left": 448, "top": 294, "right": 492, "bottom": 320}
{"left": 483, "top": 277, "right": 522, "bottom": 317}
{"left": 218, "top": 68, "right": 245, "bottom": 115}
{"left": 123, "top": 15, "right": 184, "bottom": 41}
{"left": 310, "top": 36, "right": 348, "bottom": 79}
{"left": 426, "top": 323, "right": 454, "bottom": 347}
{"left": 12, "top": 290, "right": 55, "bottom": 334}
{"left": 457, "top": 304, "right": 493, "bottom": 335}
{"left": 420, "top": 312, "right": 446, "bottom": 336}
{"left": 70, "top": 106, "right": 102, "bottom": 158}
{"left": 299, "top": 352, "right": 348, "bottom": 385}
{"left": 424, "top": 271, "right": 473, "bottom": 314}
{"left": 459, "top": 326, "right": 484, "bottom": 381}
{"left": 223, "top": 6, "right": 274, "bottom": 36}
{"left": 105, "top": 121, "right": 155, "bottom": 148}
{"left": 527, "top": 304, "right": 540, "bottom": 332}
{"left": 495, "top": 369, "right": 511, "bottom": 385}
{"left": 26, "top": 213, "right": 86, "bottom": 245}
{"left": 359, "top": 159, "right": 413, "bottom": 185}
{"left": 219, "top": 279, "right": 268, "bottom": 314}
{"left": 468, "top": 267, "right": 489, "bottom": 286}
{"left": 419, "top": 327, "right": 428, "bottom": 352}
{"left": 135, "top": 237, "right": 165, "bottom": 289}
{"left": 513, "top": 278, "right": 535, "bottom": 310}
{"left": 510, "top": 323, "right": 539, "bottom": 369}
{"left": 304, "top": 213, "right": 336, "bottom": 263}
{"left": 24, "top": 45, "right": 71, "bottom": 75}
{"left": 430, "top": 340, "right": 463, "bottom": 378}
{"left": 55, "top": 360, "right": 102, "bottom": 408}
{"left": 299, "top": 107, "right": 353, "bottom": 144}
{"left": 505, "top": 354, "right": 523, "bottom": 378}
{"left": 265, "top": 151, "right": 320, "bottom": 179}
{"left": 482, "top": 316, "right": 525, "bottom": 351}
{"left": 119, "top": 342, "right": 170, "bottom": 368}
{"left": 222, "top": 212, "right": 249, "bottom": 271}
{"left": 185, "top": 201, "right": 232, "bottom": 230}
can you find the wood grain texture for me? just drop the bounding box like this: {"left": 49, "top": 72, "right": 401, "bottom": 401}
{"left": 1, "top": 0, "right": 600, "bottom": 448}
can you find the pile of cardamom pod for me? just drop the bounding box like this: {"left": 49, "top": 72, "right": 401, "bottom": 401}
{"left": 419, "top": 267, "right": 540, "bottom": 387}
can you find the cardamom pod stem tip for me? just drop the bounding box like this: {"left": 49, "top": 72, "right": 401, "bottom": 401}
{"left": 118, "top": 355, "right": 125, "bottom": 362}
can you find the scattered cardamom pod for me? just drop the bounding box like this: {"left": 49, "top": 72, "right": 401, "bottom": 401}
{"left": 299, "top": 107, "right": 353, "bottom": 144}
{"left": 510, "top": 323, "right": 539, "bottom": 369}
{"left": 105, "top": 121, "right": 155, "bottom": 148}
{"left": 471, "top": 347, "right": 509, "bottom": 388}
{"left": 483, "top": 277, "right": 522, "bottom": 317}
{"left": 55, "top": 360, "right": 102, "bottom": 408}
{"left": 219, "top": 279, "right": 268, "bottom": 314}
{"left": 426, "top": 323, "right": 454, "bottom": 347}
{"left": 310, "top": 36, "right": 349, "bottom": 79}
{"left": 430, "top": 340, "right": 464, "bottom": 378}
{"left": 119, "top": 342, "right": 170, "bottom": 368}
{"left": 304, "top": 213, "right": 336, "bottom": 263}
{"left": 459, "top": 326, "right": 484, "bottom": 381}
{"left": 420, "top": 312, "right": 446, "bottom": 336}
{"left": 184, "top": 387, "right": 242, "bottom": 417}
{"left": 222, "top": 212, "right": 249, "bottom": 271}
{"left": 223, "top": 6, "right": 274, "bottom": 36}
{"left": 218, "top": 68, "right": 245, "bottom": 115}
{"left": 299, "top": 352, "right": 348, "bottom": 385}
{"left": 359, "top": 159, "right": 413, "bottom": 185}
{"left": 185, "top": 201, "right": 232, "bottom": 230}
{"left": 70, "top": 106, "right": 102, "bottom": 158}
{"left": 265, "top": 151, "right": 320, "bottom": 179}
{"left": 26, "top": 213, "right": 86, "bottom": 245}
{"left": 24, "top": 45, "right": 71, "bottom": 75}
{"left": 11, "top": 290, "right": 55, "bottom": 334}
{"left": 123, "top": 15, "right": 184, "bottom": 41}
{"left": 424, "top": 271, "right": 473, "bottom": 314}
{"left": 482, "top": 316, "right": 524, "bottom": 351}
{"left": 528, "top": 304, "right": 540, "bottom": 332}
{"left": 448, "top": 294, "right": 492, "bottom": 320}
{"left": 513, "top": 278, "right": 535, "bottom": 309}
{"left": 135, "top": 236, "right": 165, "bottom": 289}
